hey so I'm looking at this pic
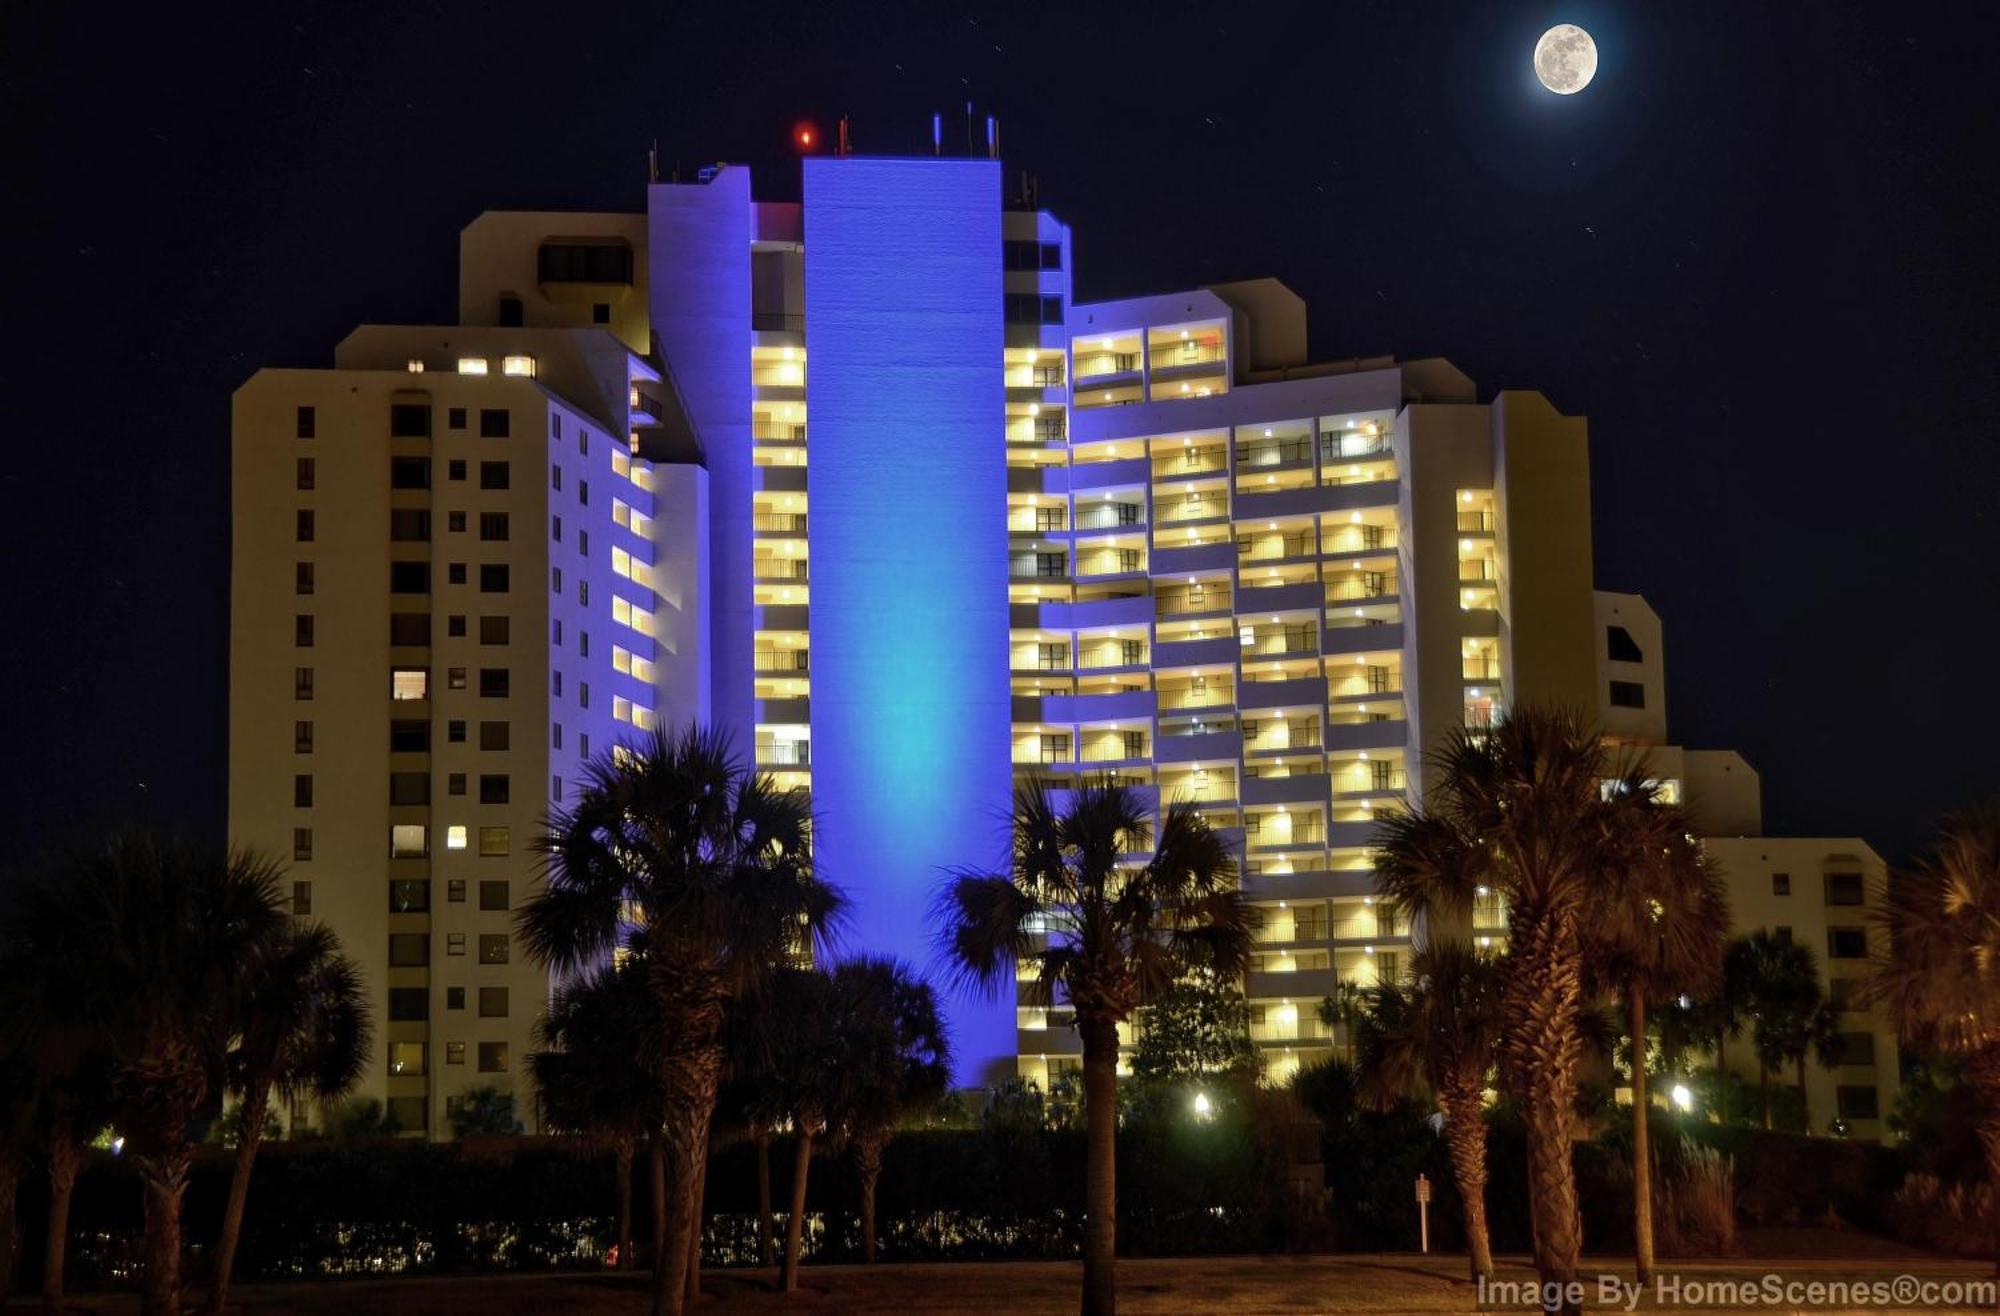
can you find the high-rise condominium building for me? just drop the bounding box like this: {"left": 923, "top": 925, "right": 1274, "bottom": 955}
{"left": 230, "top": 153, "right": 1895, "bottom": 1137}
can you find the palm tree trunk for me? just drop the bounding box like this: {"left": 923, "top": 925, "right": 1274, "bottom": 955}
{"left": 1628, "top": 985, "right": 1654, "bottom": 1285}
{"left": 1502, "top": 910, "right": 1584, "bottom": 1314}
{"left": 1714, "top": 1034, "right": 1727, "bottom": 1124}
{"left": 1968, "top": 1046, "right": 2000, "bottom": 1280}
{"left": 652, "top": 1040, "right": 721, "bottom": 1316}
{"left": 855, "top": 1131, "right": 885, "bottom": 1265}
{"left": 1440, "top": 1088, "right": 1493, "bottom": 1283}
{"left": 780, "top": 1127, "right": 814, "bottom": 1294}
{"left": 1758, "top": 1063, "right": 1772, "bottom": 1130}
{"left": 1079, "top": 1015, "right": 1121, "bottom": 1316}
{"left": 1795, "top": 1053, "right": 1811, "bottom": 1135}
{"left": 0, "top": 1154, "right": 21, "bottom": 1305}
{"left": 755, "top": 1130, "right": 774, "bottom": 1267}
{"left": 41, "top": 1128, "right": 77, "bottom": 1313}
{"left": 682, "top": 1128, "right": 708, "bottom": 1304}
{"left": 615, "top": 1140, "right": 634, "bottom": 1269}
{"left": 648, "top": 1134, "right": 669, "bottom": 1272}
{"left": 138, "top": 1145, "right": 192, "bottom": 1316}
{"left": 206, "top": 1076, "right": 274, "bottom": 1312}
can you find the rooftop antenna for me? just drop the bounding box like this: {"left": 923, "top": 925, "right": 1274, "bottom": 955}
{"left": 838, "top": 115, "right": 851, "bottom": 157}
{"left": 646, "top": 141, "right": 659, "bottom": 184}
{"left": 931, "top": 112, "right": 942, "bottom": 156}
{"left": 985, "top": 115, "right": 998, "bottom": 159}
{"left": 965, "top": 100, "right": 975, "bottom": 156}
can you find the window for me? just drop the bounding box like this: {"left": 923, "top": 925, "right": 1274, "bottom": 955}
{"left": 447, "top": 824, "right": 468, "bottom": 851}
{"left": 498, "top": 296, "right": 523, "bottom": 326}
{"left": 1836, "top": 1085, "right": 1880, "bottom": 1120}
{"left": 478, "top": 934, "right": 510, "bottom": 963}
{"left": 293, "top": 774, "right": 313, "bottom": 807}
{"left": 444, "top": 406, "right": 466, "bottom": 430}
{"left": 578, "top": 479, "right": 589, "bottom": 506}
{"left": 388, "top": 988, "right": 428, "bottom": 1022}
{"left": 479, "top": 775, "right": 510, "bottom": 804}
{"left": 1773, "top": 925, "right": 1793, "bottom": 945}
{"left": 388, "top": 1042, "right": 426, "bottom": 1076}
{"left": 296, "top": 405, "right": 316, "bottom": 438}
{"left": 390, "top": 457, "right": 430, "bottom": 490}
{"left": 389, "top": 824, "right": 428, "bottom": 857}
{"left": 592, "top": 302, "right": 611, "bottom": 324}
{"left": 478, "top": 827, "right": 510, "bottom": 857}
{"left": 1608, "top": 680, "right": 1646, "bottom": 709}
{"left": 294, "top": 667, "right": 314, "bottom": 700}
{"left": 389, "top": 878, "right": 430, "bottom": 912}
{"left": 479, "top": 879, "right": 510, "bottom": 911}
{"left": 448, "top": 458, "right": 467, "bottom": 481}
{"left": 551, "top": 464, "right": 563, "bottom": 491}
{"left": 479, "top": 721, "right": 509, "bottom": 750}
{"left": 479, "top": 668, "right": 510, "bottom": 698}
{"left": 389, "top": 613, "right": 431, "bottom": 646}
{"left": 479, "top": 408, "right": 510, "bottom": 438}
{"left": 538, "top": 242, "right": 634, "bottom": 284}
{"left": 1832, "top": 1032, "right": 1875, "bottom": 1066}
{"left": 1606, "top": 625, "right": 1645, "bottom": 663}
{"left": 447, "top": 667, "right": 467, "bottom": 690}
{"left": 477, "top": 1042, "right": 509, "bottom": 1073}
{"left": 295, "top": 562, "right": 314, "bottom": 595}
{"left": 389, "top": 772, "right": 430, "bottom": 806}
{"left": 1003, "top": 239, "right": 1063, "bottom": 271}
{"left": 479, "top": 512, "right": 509, "bottom": 541}
{"left": 390, "top": 404, "right": 432, "bottom": 437}
{"left": 479, "top": 616, "right": 509, "bottom": 645}
{"left": 448, "top": 772, "right": 466, "bottom": 795}
{"left": 388, "top": 934, "right": 429, "bottom": 967}
{"left": 479, "top": 461, "right": 510, "bottom": 489}
{"left": 448, "top": 511, "right": 467, "bottom": 534}
{"left": 1825, "top": 872, "right": 1865, "bottom": 906}
{"left": 447, "top": 932, "right": 466, "bottom": 956}
{"left": 391, "top": 668, "right": 428, "bottom": 701}
{"left": 447, "top": 614, "right": 467, "bottom": 638}
{"left": 292, "top": 828, "right": 313, "bottom": 861}
{"left": 578, "top": 529, "right": 589, "bottom": 557}
{"left": 294, "top": 720, "right": 314, "bottom": 753}
{"left": 446, "top": 1041, "right": 467, "bottom": 1065}
{"left": 296, "top": 509, "right": 315, "bottom": 542}
{"left": 578, "top": 631, "right": 589, "bottom": 658}
{"left": 1772, "top": 872, "right": 1791, "bottom": 896}
{"left": 390, "top": 508, "right": 431, "bottom": 540}
{"left": 447, "top": 879, "right": 467, "bottom": 903}
{"left": 447, "top": 986, "right": 466, "bottom": 1009}
{"left": 292, "top": 880, "right": 312, "bottom": 915}
{"left": 296, "top": 457, "right": 316, "bottom": 490}
{"left": 478, "top": 987, "right": 508, "bottom": 1018}
{"left": 389, "top": 720, "right": 430, "bottom": 752}
{"left": 479, "top": 564, "right": 510, "bottom": 593}
{"left": 578, "top": 682, "right": 590, "bottom": 709}
{"left": 389, "top": 561, "right": 429, "bottom": 593}
{"left": 1828, "top": 927, "right": 1868, "bottom": 959}
{"left": 1005, "top": 293, "right": 1064, "bottom": 325}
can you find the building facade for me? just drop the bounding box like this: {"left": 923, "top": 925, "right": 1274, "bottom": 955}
{"left": 229, "top": 153, "right": 1896, "bottom": 1135}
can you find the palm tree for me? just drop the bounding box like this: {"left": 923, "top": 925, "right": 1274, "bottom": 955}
{"left": 829, "top": 958, "right": 952, "bottom": 1265}
{"left": 528, "top": 957, "right": 665, "bottom": 1273}
{"left": 206, "top": 921, "right": 368, "bottom": 1312}
{"left": 1858, "top": 808, "right": 2000, "bottom": 1270}
{"left": 520, "top": 724, "right": 842, "bottom": 1316}
{"left": 1318, "top": 980, "right": 1370, "bottom": 1063}
{"left": 1733, "top": 930, "right": 1822, "bottom": 1131}
{"left": 744, "top": 967, "right": 838, "bottom": 1294}
{"left": 1372, "top": 706, "right": 1668, "bottom": 1305}
{"left": 934, "top": 778, "right": 1254, "bottom": 1316}
{"left": 1354, "top": 941, "right": 1505, "bottom": 1282}
{"left": 1585, "top": 824, "right": 1728, "bottom": 1282}
{"left": 0, "top": 1054, "right": 31, "bottom": 1303}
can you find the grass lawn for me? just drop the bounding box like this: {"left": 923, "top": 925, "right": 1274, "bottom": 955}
{"left": 32, "top": 1237, "right": 1995, "bottom": 1314}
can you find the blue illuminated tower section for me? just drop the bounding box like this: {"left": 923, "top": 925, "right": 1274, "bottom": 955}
{"left": 803, "top": 157, "right": 1014, "bottom": 1084}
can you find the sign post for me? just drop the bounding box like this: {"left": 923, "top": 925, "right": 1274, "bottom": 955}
{"left": 1415, "top": 1173, "right": 1431, "bottom": 1254}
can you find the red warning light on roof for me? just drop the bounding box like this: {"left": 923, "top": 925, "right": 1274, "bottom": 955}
{"left": 794, "top": 122, "right": 818, "bottom": 152}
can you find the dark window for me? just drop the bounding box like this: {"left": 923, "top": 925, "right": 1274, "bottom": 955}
{"left": 479, "top": 669, "right": 510, "bottom": 698}
{"left": 296, "top": 509, "right": 315, "bottom": 542}
{"left": 1004, "top": 293, "right": 1064, "bottom": 324}
{"left": 478, "top": 935, "right": 510, "bottom": 964}
{"left": 478, "top": 986, "right": 509, "bottom": 1018}
{"left": 479, "top": 721, "right": 510, "bottom": 751}
{"left": 1773, "top": 872, "right": 1792, "bottom": 896}
{"left": 296, "top": 562, "right": 314, "bottom": 595}
{"left": 1836, "top": 1085, "right": 1880, "bottom": 1120}
{"left": 498, "top": 296, "right": 523, "bottom": 326}
{"left": 478, "top": 880, "right": 510, "bottom": 911}
{"left": 447, "top": 719, "right": 466, "bottom": 743}
{"left": 479, "top": 512, "right": 509, "bottom": 541}
{"left": 390, "top": 561, "right": 430, "bottom": 593}
{"left": 389, "top": 772, "right": 430, "bottom": 806}
{"left": 448, "top": 772, "right": 467, "bottom": 795}
{"left": 390, "top": 457, "right": 430, "bottom": 489}
{"left": 1829, "top": 978, "right": 1859, "bottom": 1011}
{"left": 1825, "top": 872, "right": 1866, "bottom": 905}
{"left": 538, "top": 242, "right": 634, "bottom": 285}
{"left": 447, "top": 614, "right": 467, "bottom": 638}
{"left": 389, "top": 404, "right": 431, "bottom": 438}
{"left": 389, "top": 508, "right": 431, "bottom": 541}
{"left": 1773, "top": 925, "right": 1793, "bottom": 945}
{"left": 478, "top": 1041, "right": 509, "bottom": 1073}
{"left": 578, "top": 529, "right": 589, "bottom": 557}
{"left": 479, "top": 409, "right": 510, "bottom": 438}
{"left": 480, "top": 461, "right": 509, "bottom": 490}
{"left": 389, "top": 879, "right": 430, "bottom": 913}
{"left": 447, "top": 667, "right": 467, "bottom": 690}
{"left": 1833, "top": 1032, "right": 1875, "bottom": 1066}
{"left": 1828, "top": 927, "right": 1868, "bottom": 959}
{"left": 1607, "top": 625, "right": 1645, "bottom": 663}
{"left": 294, "top": 667, "right": 314, "bottom": 700}
{"left": 448, "top": 407, "right": 467, "bottom": 430}
{"left": 1608, "top": 680, "right": 1646, "bottom": 709}
{"left": 551, "top": 464, "right": 563, "bottom": 491}
{"left": 296, "top": 457, "right": 316, "bottom": 490}
{"left": 1003, "top": 239, "right": 1062, "bottom": 270}
{"left": 480, "top": 564, "right": 510, "bottom": 593}
{"left": 592, "top": 302, "right": 611, "bottom": 324}
{"left": 447, "top": 933, "right": 466, "bottom": 956}
{"left": 389, "top": 720, "right": 430, "bottom": 753}
{"left": 295, "top": 614, "right": 314, "bottom": 647}
{"left": 578, "top": 479, "right": 589, "bottom": 506}
{"left": 479, "top": 774, "right": 510, "bottom": 804}
{"left": 448, "top": 511, "right": 467, "bottom": 533}
{"left": 294, "top": 721, "right": 314, "bottom": 753}
{"left": 447, "top": 879, "right": 467, "bottom": 903}
{"left": 296, "top": 405, "right": 316, "bottom": 438}
{"left": 388, "top": 934, "right": 429, "bottom": 967}
{"left": 292, "top": 827, "right": 313, "bottom": 861}
{"left": 446, "top": 986, "right": 466, "bottom": 1009}
{"left": 293, "top": 774, "right": 313, "bottom": 807}
{"left": 292, "top": 880, "right": 312, "bottom": 914}
{"left": 448, "top": 459, "right": 467, "bottom": 481}
{"left": 388, "top": 988, "right": 428, "bottom": 1022}
{"left": 389, "top": 613, "right": 431, "bottom": 646}
{"left": 479, "top": 615, "right": 509, "bottom": 645}
{"left": 448, "top": 563, "right": 467, "bottom": 585}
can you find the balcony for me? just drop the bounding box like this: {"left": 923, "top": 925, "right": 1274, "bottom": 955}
{"left": 1040, "top": 689, "right": 1157, "bottom": 723}
{"left": 1151, "top": 541, "right": 1238, "bottom": 577}
{"left": 1070, "top": 455, "right": 1153, "bottom": 491}
{"left": 753, "top": 513, "right": 809, "bottom": 535}
{"left": 1327, "top": 572, "right": 1400, "bottom": 604}
{"left": 1152, "top": 635, "right": 1239, "bottom": 669}
{"left": 1246, "top": 967, "right": 1336, "bottom": 1000}
{"left": 1233, "top": 579, "right": 1321, "bottom": 613}
{"left": 1157, "top": 683, "right": 1235, "bottom": 712}
{"left": 1243, "top": 773, "right": 1332, "bottom": 808}
{"left": 1152, "top": 448, "right": 1229, "bottom": 482}
{"left": 1323, "top": 719, "right": 1407, "bottom": 753}
{"left": 756, "top": 741, "right": 811, "bottom": 767}
{"left": 1155, "top": 730, "right": 1241, "bottom": 764}
{"left": 1236, "top": 532, "right": 1319, "bottom": 564}
{"left": 1017, "top": 1026, "right": 1084, "bottom": 1056}
{"left": 1155, "top": 587, "right": 1232, "bottom": 618}
{"left": 753, "top": 649, "right": 810, "bottom": 674}
{"left": 1237, "top": 677, "right": 1326, "bottom": 712}
{"left": 1322, "top": 622, "right": 1403, "bottom": 657}
{"left": 753, "top": 560, "right": 809, "bottom": 584}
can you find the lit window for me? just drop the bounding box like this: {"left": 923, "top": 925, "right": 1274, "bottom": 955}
{"left": 406, "top": 358, "right": 425, "bottom": 374}
{"left": 390, "top": 824, "right": 428, "bottom": 857}
{"left": 457, "top": 357, "right": 489, "bottom": 375}
{"left": 446, "top": 825, "right": 468, "bottom": 850}
{"left": 501, "top": 355, "right": 536, "bottom": 377}
{"left": 391, "top": 668, "right": 428, "bottom": 701}
{"left": 388, "top": 1042, "right": 426, "bottom": 1076}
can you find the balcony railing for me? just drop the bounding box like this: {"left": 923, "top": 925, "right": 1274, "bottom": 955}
{"left": 1148, "top": 343, "right": 1226, "bottom": 369}
{"left": 1457, "top": 510, "right": 1494, "bottom": 533}
{"left": 1157, "top": 589, "right": 1230, "bottom": 616}
{"left": 1250, "top": 1019, "right": 1332, "bottom": 1043}
{"left": 1238, "top": 533, "right": 1319, "bottom": 562}
{"left": 753, "top": 560, "right": 809, "bottom": 582}
{"left": 1236, "top": 440, "right": 1313, "bottom": 470}
{"left": 754, "top": 651, "right": 810, "bottom": 673}
{"left": 1327, "top": 573, "right": 1399, "bottom": 601}
{"left": 1152, "top": 449, "right": 1228, "bottom": 478}
{"left": 752, "top": 312, "right": 805, "bottom": 333}
{"left": 1319, "top": 433, "right": 1391, "bottom": 461}
{"left": 754, "top": 513, "right": 808, "bottom": 533}
{"left": 1074, "top": 506, "right": 1144, "bottom": 531}
{"left": 1074, "top": 351, "right": 1140, "bottom": 380}
{"left": 757, "top": 742, "right": 811, "bottom": 766}
{"left": 1459, "top": 560, "right": 1495, "bottom": 582}
{"left": 1158, "top": 686, "right": 1234, "bottom": 711}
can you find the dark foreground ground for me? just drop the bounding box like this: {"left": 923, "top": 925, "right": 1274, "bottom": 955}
{"left": 25, "top": 1235, "right": 1994, "bottom": 1313}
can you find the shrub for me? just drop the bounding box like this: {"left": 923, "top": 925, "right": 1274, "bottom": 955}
{"left": 1888, "top": 1174, "right": 1998, "bottom": 1257}
{"left": 1658, "top": 1142, "right": 1736, "bottom": 1257}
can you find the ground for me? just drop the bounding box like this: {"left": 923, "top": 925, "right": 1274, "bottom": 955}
{"left": 31, "top": 1238, "right": 1996, "bottom": 1313}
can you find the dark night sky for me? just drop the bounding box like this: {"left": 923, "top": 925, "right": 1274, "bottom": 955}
{"left": 3, "top": 1, "right": 1995, "bottom": 861}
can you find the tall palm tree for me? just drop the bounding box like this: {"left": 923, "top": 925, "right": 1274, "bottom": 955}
{"left": 1, "top": 834, "right": 287, "bottom": 1316}
{"left": 1733, "top": 930, "right": 1822, "bottom": 1131}
{"left": 520, "top": 724, "right": 842, "bottom": 1316}
{"left": 1372, "top": 706, "right": 1666, "bottom": 1305}
{"left": 529, "top": 957, "right": 665, "bottom": 1273}
{"left": 745, "top": 967, "right": 837, "bottom": 1294}
{"left": 1858, "top": 808, "right": 2000, "bottom": 1271}
{"left": 935, "top": 778, "right": 1254, "bottom": 1316}
{"left": 206, "top": 921, "right": 368, "bottom": 1312}
{"left": 1318, "top": 980, "right": 1370, "bottom": 1064}
{"left": 1354, "top": 940, "right": 1505, "bottom": 1282}
{"left": 1585, "top": 824, "right": 1728, "bottom": 1282}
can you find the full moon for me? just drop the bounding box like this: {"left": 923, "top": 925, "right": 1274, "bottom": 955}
{"left": 1534, "top": 24, "right": 1598, "bottom": 95}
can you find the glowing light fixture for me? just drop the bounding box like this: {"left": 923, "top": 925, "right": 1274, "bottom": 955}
{"left": 456, "top": 357, "right": 488, "bottom": 375}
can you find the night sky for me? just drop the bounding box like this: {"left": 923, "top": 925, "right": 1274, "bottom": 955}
{"left": 4, "top": 1, "right": 1995, "bottom": 862}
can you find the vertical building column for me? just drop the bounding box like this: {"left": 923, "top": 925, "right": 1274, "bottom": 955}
{"left": 803, "top": 157, "right": 1014, "bottom": 1085}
